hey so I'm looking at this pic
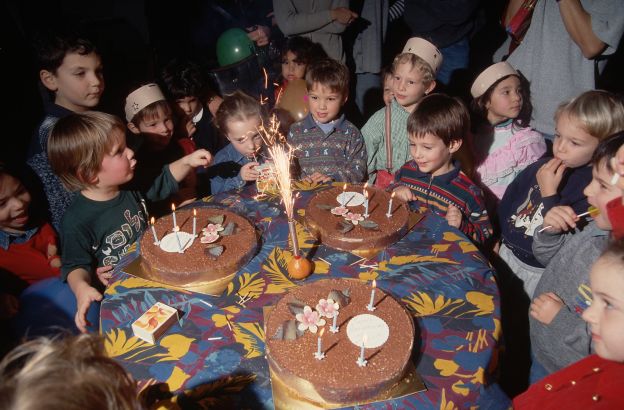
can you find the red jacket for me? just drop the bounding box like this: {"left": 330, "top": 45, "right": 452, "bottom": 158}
{"left": 0, "top": 223, "right": 60, "bottom": 284}
{"left": 514, "top": 355, "right": 624, "bottom": 409}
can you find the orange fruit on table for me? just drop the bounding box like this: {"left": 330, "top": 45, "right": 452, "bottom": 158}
{"left": 287, "top": 255, "right": 313, "bottom": 280}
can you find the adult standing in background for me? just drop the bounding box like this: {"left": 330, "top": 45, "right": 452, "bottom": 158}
{"left": 273, "top": 0, "right": 358, "bottom": 62}
{"left": 403, "top": 0, "right": 482, "bottom": 87}
{"left": 497, "top": 0, "right": 624, "bottom": 137}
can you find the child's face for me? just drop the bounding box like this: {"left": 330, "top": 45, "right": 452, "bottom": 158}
{"left": 281, "top": 51, "right": 306, "bottom": 82}
{"left": 0, "top": 174, "right": 31, "bottom": 233}
{"left": 553, "top": 112, "right": 599, "bottom": 168}
{"left": 41, "top": 52, "right": 104, "bottom": 112}
{"left": 175, "top": 96, "right": 202, "bottom": 118}
{"left": 94, "top": 130, "right": 136, "bottom": 189}
{"left": 582, "top": 255, "right": 624, "bottom": 362}
{"left": 226, "top": 115, "right": 263, "bottom": 158}
{"left": 307, "top": 82, "right": 346, "bottom": 124}
{"left": 486, "top": 75, "right": 522, "bottom": 124}
{"left": 383, "top": 74, "right": 393, "bottom": 106}
{"left": 409, "top": 133, "right": 461, "bottom": 177}
{"left": 392, "top": 62, "right": 434, "bottom": 113}
{"left": 583, "top": 160, "right": 622, "bottom": 230}
{"left": 135, "top": 106, "right": 174, "bottom": 151}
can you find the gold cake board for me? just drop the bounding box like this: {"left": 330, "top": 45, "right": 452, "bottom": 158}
{"left": 123, "top": 258, "right": 234, "bottom": 296}
{"left": 270, "top": 360, "right": 426, "bottom": 409}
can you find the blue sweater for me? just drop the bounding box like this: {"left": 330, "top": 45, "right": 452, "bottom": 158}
{"left": 498, "top": 158, "right": 592, "bottom": 267}
{"left": 209, "top": 143, "right": 253, "bottom": 195}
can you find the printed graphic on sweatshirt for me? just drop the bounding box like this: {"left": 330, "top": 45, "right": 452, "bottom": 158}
{"left": 100, "top": 208, "right": 145, "bottom": 266}
{"left": 510, "top": 186, "right": 544, "bottom": 236}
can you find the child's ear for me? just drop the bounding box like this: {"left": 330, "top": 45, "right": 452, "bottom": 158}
{"left": 40, "top": 70, "right": 58, "bottom": 91}
{"left": 127, "top": 122, "right": 141, "bottom": 135}
{"left": 424, "top": 80, "right": 436, "bottom": 96}
{"left": 448, "top": 139, "right": 463, "bottom": 154}
{"left": 77, "top": 169, "right": 98, "bottom": 185}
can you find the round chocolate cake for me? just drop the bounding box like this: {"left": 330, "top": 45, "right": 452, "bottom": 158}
{"left": 140, "top": 207, "right": 258, "bottom": 295}
{"left": 265, "top": 278, "right": 414, "bottom": 405}
{"left": 305, "top": 185, "right": 410, "bottom": 256}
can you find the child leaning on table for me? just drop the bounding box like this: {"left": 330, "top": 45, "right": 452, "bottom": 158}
{"left": 528, "top": 132, "right": 624, "bottom": 380}
{"left": 391, "top": 93, "right": 492, "bottom": 245}
{"left": 48, "top": 111, "right": 212, "bottom": 333}
{"left": 287, "top": 58, "right": 367, "bottom": 184}
{"left": 498, "top": 90, "right": 624, "bottom": 298}
{"left": 0, "top": 334, "right": 143, "bottom": 410}
{"left": 514, "top": 241, "right": 624, "bottom": 408}
{"left": 210, "top": 91, "right": 267, "bottom": 195}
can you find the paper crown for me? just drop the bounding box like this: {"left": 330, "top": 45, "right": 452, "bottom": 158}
{"left": 124, "top": 83, "right": 166, "bottom": 122}
{"left": 470, "top": 62, "right": 518, "bottom": 98}
{"left": 402, "top": 37, "right": 443, "bottom": 75}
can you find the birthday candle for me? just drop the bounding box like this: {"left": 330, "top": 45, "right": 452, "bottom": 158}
{"left": 332, "top": 312, "right": 338, "bottom": 330}
{"left": 359, "top": 335, "right": 367, "bottom": 363}
{"left": 342, "top": 183, "right": 347, "bottom": 206}
{"left": 315, "top": 328, "right": 325, "bottom": 359}
{"left": 150, "top": 217, "right": 159, "bottom": 244}
{"left": 362, "top": 182, "right": 368, "bottom": 197}
{"left": 386, "top": 192, "right": 395, "bottom": 217}
{"left": 171, "top": 204, "right": 177, "bottom": 229}
{"left": 367, "top": 279, "right": 377, "bottom": 311}
{"left": 192, "top": 209, "right": 197, "bottom": 237}
{"left": 364, "top": 190, "right": 369, "bottom": 217}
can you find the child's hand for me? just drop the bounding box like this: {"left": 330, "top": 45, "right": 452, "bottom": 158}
{"left": 47, "top": 243, "right": 61, "bottom": 268}
{"left": 392, "top": 186, "right": 415, "bottom": 202}
{"left": 445, "top": 204, "right": 462, "bottom": 228}
{"left": 530, "top": 292, "right": 564, "bottom": 325}
{"left": 541, "top": 205, "right": 578, "bottom": 233}
{"left": 96, "top": 265, "right": 114, "bottom": 286}
{"left": 240, "top": 162, "right": 260, "bottom": 181}
{"left": 536, "top": 158, "right": 566, "bottom": 197}
{"left": 74, "top": 283, "right": 103, "bottom": 333}
{"left": 185, "top": 149, "right": 213, "bottom": 169}
{"left": 303, "top": 172, "right": 332, "bottom": 184}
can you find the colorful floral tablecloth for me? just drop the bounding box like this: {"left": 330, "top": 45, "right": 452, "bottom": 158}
{"left": 101, "top": 182, "right": 509, "bottom": 409}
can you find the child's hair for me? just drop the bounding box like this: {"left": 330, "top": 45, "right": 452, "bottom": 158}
{"left": 391, "top": 53, "right": 435, "bottom": 86}
{"left": 407, "top": 93, "right": 470, "bottom": 146}
{"left": 35, "top": 31, "right": 98, "bottom": 73}
{"left": 305, "top": 58, "right": 349, "bottom": 96}
{"left": 281, "top": 36, "right": 328, "bottom": 67}
{"left": 160, "top": 58, "right": 207, "bottom": 101}
{"left": 591, "top": 130, "right": 624, "bottom": 169}
{"left": 0, "top": 334, "right": 141, "bottom": 410}
{"left": 471, "top": 74, "right": 532, "bottom": 127}
{"left": 48, "top": 111, "right": 126, "bottom": 191}
{"left": 380, "top": 65, "right": 393, "bottom": 83}
{"left": 214, "top": 90, "right": 264, "bottom": 135}
{"left": 555, "top": 90, "right": 624, "bottom": 141}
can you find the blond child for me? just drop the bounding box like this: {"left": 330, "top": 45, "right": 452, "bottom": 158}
{"left": 392, "top": 93, "right": 492, "bottom": 244}
{"left": 498, "top": 90, "right": 624, "bottom": 298}
{"left": 210, "top": 91, "right": 266, "bottom": 195}
{"left": 287, "top": 58, "right": 366, "bottom": 184}
{"left": 470, "top": 62, "right": 546, "bottom": 200}
{"left": 362, "top": 37, "right": 442, "bottom": 184}
{"left": 528, "top": 132, "right": 624, "bottom": 379}
{"left": 514, "top": 241, "right": 624, "bottom": 408}
{"left": 48, "top": 112, "right": 212, "bottom": 332}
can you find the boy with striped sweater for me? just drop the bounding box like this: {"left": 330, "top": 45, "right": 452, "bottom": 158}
{"left": 391, "top": 94, "right": 492, "bottom": 244}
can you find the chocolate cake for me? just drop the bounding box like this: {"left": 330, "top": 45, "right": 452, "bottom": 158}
{"left": 265, "top": 278, "right": 414, "bottom": 405}
{"left": 305, "top": 185, "right": 410, "bottom": 256}
{"left": 140, "top": 207, "right": 258, "bottom": 294}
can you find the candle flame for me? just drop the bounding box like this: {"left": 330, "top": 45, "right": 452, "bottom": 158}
{"left": 193, "top": 208, "right": 196, "bottom": 216}
{"left": 372, "top": 279, "right": 376, "bottom": 288}
{"left": 171, "top": 203, "right": 176, "bottom": 212}
{"left": 343, "top": 183, "right": 347, "bottom": 191}
{"left": 319, "top": 328, "right": 325, "bottom": 337}
{"left": 363, "top": 182, "right": 368, "bottom": 190}
{"left": 150, "top": 216, "right": 155, "bottom": 225}
{"left": 391, "top": 191, "right": 395, "bottom": 199}
{"left": 365, "top": 190, "right": 369, "bottom": 198}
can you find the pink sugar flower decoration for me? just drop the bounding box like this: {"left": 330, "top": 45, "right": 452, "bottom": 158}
{"left": 295, "top": 305, "right": 326, "bottom": 333}
{"left": 331, "top": 206, "right": 349, "bottom": 216}
{"left": 345, "top": 212, "right": 364, "bottom": 225}
{"left": 203, "top": 223, "right": 224, "bottom": 234}
{"left": 200, "top": 232, "right": 219, "bottom": 244}
{"left": 316, "top": 298, "right": 339, "bottom": 318}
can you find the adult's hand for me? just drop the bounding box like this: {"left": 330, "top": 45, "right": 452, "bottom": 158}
{"left": 331, "top": 7, "right": 358, "bottom": 25}
{"left": 247, "top": 25, "right": 271, "bottom": 47}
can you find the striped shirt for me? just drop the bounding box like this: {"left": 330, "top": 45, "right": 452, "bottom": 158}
{"left": 288, "top": 114, "right": 367, "bottom": 183}
{"left": 394, "top": 160, "right": 492, "bottom": 244}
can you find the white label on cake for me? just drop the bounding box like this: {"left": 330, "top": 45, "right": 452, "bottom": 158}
{"left": 337, "top": 191, "right": 366, "bottom": 207}
{"left": 159, "top": 231, "right": 194, "bottom": 253}
{"left": 346, "top": 314, "right": 389, "bottom": 348}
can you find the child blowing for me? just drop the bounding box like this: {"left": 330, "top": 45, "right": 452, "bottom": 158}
{"left": 514, "top": 241, "right": 624, "bottom": 408}
{"left": 48, "top": 112, "right": 212, "bottom": 332}
{"left": 528, "top": 132, "right": 624, "bottom": 378}
{"left": 391, "top": 94, "right": 492, "bottom": 244}
{"left": 210, "top": 91, "right": 266, "bottom": 195}
{"left": 288, "top": 58, "right": 367, "bottom": 184}
{"left": 362, "top": 37, "right": 442, "bottom": 185}
{"left": 498, "top": 90, "right": 624, "bottom": 298}
{"left": 470, "top": 61, "right": 546, "bottom": 200}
